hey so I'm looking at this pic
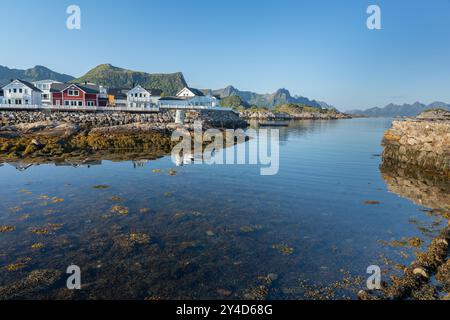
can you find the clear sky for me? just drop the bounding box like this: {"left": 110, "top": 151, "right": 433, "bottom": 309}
{"left": 1, "top": 0, "right": 449, "bottom": 110}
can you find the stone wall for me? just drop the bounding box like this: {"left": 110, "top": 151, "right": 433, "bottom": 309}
{"left": 0, "top": 110, "right": 247, "bottom": 131}
{"left": 382, "top": 114, "right": 450, "bottom": 177}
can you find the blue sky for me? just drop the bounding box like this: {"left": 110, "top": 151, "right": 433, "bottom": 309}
{"left": 1, "top": 0, "right": 449, "bottom": 110}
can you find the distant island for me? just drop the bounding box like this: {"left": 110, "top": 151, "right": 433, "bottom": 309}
{"left": 348, "top": 102, "right": 450, "bottom": 118}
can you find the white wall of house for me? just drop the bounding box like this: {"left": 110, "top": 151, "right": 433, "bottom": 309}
{"left": 33, "top": 80, "right": 61, "bottom": 105}
{"left": 126, "top": 85, "right": 159, "bottom": 108}
{"left": 2, "top": 80, "right": 42, "bottom": 105}
{"left": 176, "top": 87, "right": 196, "bottom": 98}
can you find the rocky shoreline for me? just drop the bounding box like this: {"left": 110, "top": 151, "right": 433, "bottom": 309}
{"left": 0, "top": 110, "right": 247, "bottom": 131}
{"left": 0, "top": 110, "right": 247, "bottom": 163}
{"left": 382, "top": 109, "right": 450, "bottom": 177}
{"left": 238, "top": 109, "right": 352, "bottom": 120}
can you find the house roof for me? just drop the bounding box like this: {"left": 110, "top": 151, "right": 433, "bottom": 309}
{"left": 177, "top": 87, "right": 205, "bottom": 97}
{"left": 130, "top": 85, "right": 163, "bottom": 96}
{"left": 18, "top": 80, "right": 42, "bottom": 92}
{"left": 108, "top": 88, "right": 130, "bottom": 98}
{"left": 187, "top": 87, "right": 205, "bottom": 96}
{"left": 50, "top": 83, "right": 100, "bottom": 94}
{"left": 3, "top": 79, "right": 43, "bottom": 92}
{"left": 145, "top": 88, "right": 163, "bottom": 96}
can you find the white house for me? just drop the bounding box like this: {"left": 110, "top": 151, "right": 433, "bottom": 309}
{"left": 2, "top": 79, "right": 42, "bottom": 106}
{"left": 176, "top": 87, "right": 206, "bottom": 98}
{"left": 32, "top": 79, "right": 62, "bottom": 105}
{"left": 158, "top": 86, "right": 219, "bottom": 108}
{"left": 126, "top": 85, "right": 162, "bottom": 108}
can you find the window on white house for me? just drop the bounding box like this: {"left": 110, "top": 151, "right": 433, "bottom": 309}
{"left": 19, "top": 89, "right": 22, "bottom": 93}
{"left": 13, "top": 89, "right": 17, "bottom": 93}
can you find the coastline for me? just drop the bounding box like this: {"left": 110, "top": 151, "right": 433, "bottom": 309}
{"left": 238, "top": 109, "right": 352, "bottom": 120}
{"left": 382, "top": 110, "right": 450, "bottom": 177}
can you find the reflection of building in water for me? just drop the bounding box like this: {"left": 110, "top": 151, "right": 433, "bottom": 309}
{"left": 133, "top": 160, "right": 149, "bottom": 168}
{"left": 174, "top": 153, "right": 196, "bottom": 166}
{"left": 380, "top": 160, "right": 450, "bottom": 211}
{"left": 8, "top": 163, "right": 33, "bottom": 171}
{"left": 55, "top": 160, "right": 102, "bottom": 168}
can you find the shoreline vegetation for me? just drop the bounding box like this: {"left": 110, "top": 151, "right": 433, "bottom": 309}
{"left": 358, "top": 160, "right": 450, "bottom": 300}
{"left": 0, "top": 105, "right": 350, "bottom": 164}
{"left": 217, "top": 94, "right": 352, "bottom": 119}
{"left": 0, "top": 110, "right": 247, "bottom": 164}
{"left": 359, "top": 109, "right": 450, "bottom": 300}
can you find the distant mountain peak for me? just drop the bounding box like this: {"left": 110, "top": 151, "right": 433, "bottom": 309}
{"left": 73, "top": 64, "right": 187, "bottom": 95}
{"left": 348, "top": 101, "right": 450, "bottom": 117}
{"left": 0, "top": 65, "right": 75, "bottom": 84}
{"left": 213, "top": 86, "right": 323, "bottom": 109}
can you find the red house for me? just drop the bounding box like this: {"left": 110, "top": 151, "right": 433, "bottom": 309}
{"left": 50, "top": 83, "right": 108, "bottom": 107}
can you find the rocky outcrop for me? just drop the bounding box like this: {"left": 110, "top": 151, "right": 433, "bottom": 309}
{"left": 238, "top": 109, "right": 351, "bottom": 120}
{"left": 382, "top": 110, "right": 450, "bottom": 177}
{"left": 0, "top": 110, "right": 247, "bottom": 164}
{"left": 0, "top": 110, "right": 247, "bottom": 131}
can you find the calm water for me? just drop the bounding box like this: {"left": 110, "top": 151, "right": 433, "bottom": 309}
{"left": 0, "top": 118, "right": 448, "bottom": 299}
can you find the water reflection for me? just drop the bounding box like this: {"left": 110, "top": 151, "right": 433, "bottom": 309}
{"left": 0, "top": 119, "right": 448, "bottom": 300}
{"left": 370, "top": 160, "right": 450, "bottom": 299}
{"left": 381, "top": 160, "right": 450, "bottom": 211}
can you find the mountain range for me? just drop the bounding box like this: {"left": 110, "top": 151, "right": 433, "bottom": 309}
{"left": 0, "top": 65, "right": 74, "bottom": 85}
{"left": 5, "top": 64, "right": 443, "bottom": 116}
{"left": 348, "top": 102, "right": 450, "bottom": 117}
{"left": 72, "top": 64, "right": 187, "bottom": 96}
{"left": 213, "top": 86, "right": 333, "bottom": 109}
{"left": 0, "top": 64, "right": 332, "bottom": 109}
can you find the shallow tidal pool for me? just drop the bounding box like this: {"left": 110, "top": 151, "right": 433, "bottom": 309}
{"left": 0, "top": 118, "right": 448, "bottom": 299}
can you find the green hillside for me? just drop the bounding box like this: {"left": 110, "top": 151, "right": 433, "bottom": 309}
{"left": 73, "top": 64, "right": 187, "bottom": 95}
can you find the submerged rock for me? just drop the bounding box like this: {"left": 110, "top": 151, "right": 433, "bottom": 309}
{"left": 0, "top": 225, "right": 16, "bottom": 233}
{"left": 272, "top": 244, "right": 294, "bottom": 255}
{"left": 0, "top": 269, "right": 61, "bottom": 299}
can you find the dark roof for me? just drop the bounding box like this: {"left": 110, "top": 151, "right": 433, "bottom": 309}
{"left": 108, "top": 88, "right": 130, "bottom": 98}
{"left": 10, "top": 79, "right": 42, "bottom": 92}
{"left": 187, "top": 87, "right": 205, "bottom": 96}
{"left": 50, "top": 83, "right": 100, "bottom": 94}
{"left": 144, "top": 88, "right": 163, "bottom": 96}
